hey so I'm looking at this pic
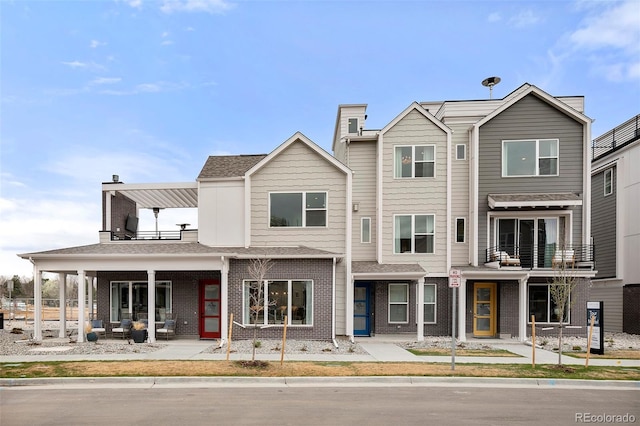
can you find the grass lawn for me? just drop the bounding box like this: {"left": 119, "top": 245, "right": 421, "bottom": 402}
{"left": 563, "top": 350, "right": 640, "bottom": 360}
{"left": 1, "top": 361, "right": 639, "bottom": 381}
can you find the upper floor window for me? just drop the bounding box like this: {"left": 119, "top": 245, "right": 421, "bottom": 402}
{"left": 395, "top": 145, "right": 435, "bottom": 178}
{"left": 456, "top": 144, "right": 466, "bottom": 160}
{"left": 270, "top": 192, "right": 327, "bottom": 227}
{"left": 361, "top": 217, "right": 371, "bottom": 243}
{"left": 502, "top": 139, "right": 558, "bottom": 177}
{"left": 394, "top": 214, "right": 435, "bottom": 254}
{"left": 455, "top": 217, "right": 465, "bottom": 243}
{"left": 348, "top": 118, "right": 358, "bottom": 134}
{"left": 604, "top": 169, "right": 613, "bottom": 196}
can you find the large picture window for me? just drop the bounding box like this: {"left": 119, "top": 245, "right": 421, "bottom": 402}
{"left": 394, "top": 214, "right": 435, "bottom": 254}
{"left": 389, "top": 283, "right": 408, "bottom": 323}
{"left": 270, "top": 192, "right": 327, "bottom": 227}
{"left": 110, "top": 281, "right": 171, "bottom": 322}
{"left": 502, "top": 139, "right": 558, "bottom": 177}
{"left": 528, "top": 284, "right": 570, "bottom": 323}
{"left": 243, "top": 279, "right": 312, "bottom": 326}
{"left": 423, "top": 284, "right": 436, "bottom": 323}
{"left": 395, "top": 145, "right": 435, "bottom": 178}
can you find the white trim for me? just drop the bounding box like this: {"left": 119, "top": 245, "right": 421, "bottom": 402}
{"left": 417, "top": 278, "right": 425, "bottom": 341}
{"left": 377, "top": 132, "right": 384, "bottom": 263}
{"left": 241, "top": 279, "right": 314, "bottom": 327}
{"left": 501, "top": 139, "right": 559, "bottom": 178}
{"left": 456, "top": 144, "right": 466, "bottom": 160}
{"left": 268, "top": 191, "right": 328, "bottom": 228}
{"left": 388, "top": 283, "right": 409, "bottom": 324}
{"left": 458, "top": 278, "right": 466, "bottom": 341}
{"left": 423, "top": 283, "right": 437, "bottom": 324}
{"left": 394, "top": 144, "right": 436, "bottom": 179}
{"left": 455, "top": 217, "right": 466, "bottom": 243}
{"left": 361, "top": 217, "right": 371, "bottom": 243}
{"left": 393, "top": 213, "right": 436, "bottom": 254}
{"left": 488, "top": 197, "right": 582, "bottom": 209}
{"left": 604, "top": 168, "right": 613, "bottom": 196}
{"left": 347, "top": 117, "right": 359, "bottom": 134}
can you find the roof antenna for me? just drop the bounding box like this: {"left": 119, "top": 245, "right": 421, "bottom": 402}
{"left": 482, "top": 76, "right": 501, "bottom": 99}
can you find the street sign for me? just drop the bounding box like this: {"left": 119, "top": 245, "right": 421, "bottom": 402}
{"left": 449, "top": 268, "right": 461, "bottom": 278}
{"left": 448, "top": 277, "right": 461, "bottom": 288}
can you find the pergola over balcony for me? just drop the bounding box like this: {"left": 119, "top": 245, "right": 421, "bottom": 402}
{"left": 103, "top": 180, "right": 198, "bottom": 241}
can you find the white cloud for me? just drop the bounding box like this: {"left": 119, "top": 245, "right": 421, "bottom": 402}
{"left": 487, "top": 12, "right": 501, "bottom": 23}
{"left": 160, "top": 0, "right": 234, "bottom": 14}
{"left": 97, "top": 81, "right": 189, "bottom": 95}
{"left": 89, "top": 77, "right": 122, "bottom": 85}
{"left": 161, "top": 40, "right": 174, "bottom": 46}
{"left": 61, "top": 60, "right": 106, "bottom": 72}
{"left": 90, "top": 39, "right": 107, "bottom": 48}
{"left": 161, "top": 31, "right": 170, "bottom": 38}
{"left": 509, "top": 9, "right": 541, "bottom": 28}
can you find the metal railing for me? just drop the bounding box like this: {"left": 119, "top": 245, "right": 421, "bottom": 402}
{"left": 111, "top": 230, "right": 182, "bottom": 241}
{"left": 486, "top": 244, "right": 594, "bottom": 269}
{"left": 592, "top": 114, "right": 640, "bottom": 161}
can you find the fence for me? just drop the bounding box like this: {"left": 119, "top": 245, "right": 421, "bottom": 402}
{"left": 0, "top": 298, "right": 96, "bottom": 322}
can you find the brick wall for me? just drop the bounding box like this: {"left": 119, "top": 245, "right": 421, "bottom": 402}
{"left": 499, "top": 281, "right": 519, "bottom": 337}
{"left": 227, "top": 258, "right": 334, "bottom": 340}
{"left": 623, "top": 284, "right": 640, "bottom": 335}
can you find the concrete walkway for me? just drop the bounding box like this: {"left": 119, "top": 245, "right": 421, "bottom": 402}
{"left": 1, "top": 338, "right": 638, "bottom": 367}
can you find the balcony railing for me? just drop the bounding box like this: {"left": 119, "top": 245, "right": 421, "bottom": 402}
{"left": 486, "top": 244, "right": 594, "bottom": 269}
{"left": 592, "top": 114, "right": 640, "bottom": 161}
{"left": 111, "top": 230, "right": 182, "bottom": 241}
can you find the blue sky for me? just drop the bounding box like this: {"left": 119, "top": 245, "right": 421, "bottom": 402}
{"left": 1, "top": 0, "right": 639, "bottom": 277}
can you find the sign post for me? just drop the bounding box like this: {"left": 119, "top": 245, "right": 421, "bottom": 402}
{"left": 449, "top": 269, "right": 461, "bottom": 371}
{"left": 587, "top": 301, "right": 604, "bottom": 355}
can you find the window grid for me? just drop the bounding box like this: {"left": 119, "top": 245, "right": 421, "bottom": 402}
{"left": 423, "top": 284, "right": 436, "bottom": 324}
{"left": 242, "top": 279, "right": 313, "bottom": 326}
{"left": 395, "top": 145, "right": 435, "bottom": 178}
{"left": 388, "top": 283, "right": 409, "bottom": 323}
{"left": 394, "top": 214, "right": 435, "bottom": 254}
{"left": 502, "top": 139, "right": 559, "bottom": 177}
{"left": 269, "top": 191, "right": 327, "bottom": 228}
{"left": 528, "top": 284, "right": 570, "bottom": 324}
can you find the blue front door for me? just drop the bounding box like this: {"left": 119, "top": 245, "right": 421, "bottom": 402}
{"left": 354, "top": 283, "right": 371, "bottom": 336}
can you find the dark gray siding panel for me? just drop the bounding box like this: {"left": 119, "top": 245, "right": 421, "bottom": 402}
{"left": 477, "top": 94, "right": 585, "bottom": 263}
{"left": 591, "top": 167, "right": 617, "bottom": 278}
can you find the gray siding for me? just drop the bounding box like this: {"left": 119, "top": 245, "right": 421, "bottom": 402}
{"left": 350, "top": 141, "right": 377, "bottom": 261}
{"left": 591, "top": 167, "right": 617, "bottom": 278}
{"left": 477, "top": 94, "right": 585, "bottom": 264}
{"left": 590, "top": 285, "right": 623, "bottom": 332}
{"left": 449, "top": 122, "right": 471, "bottom": 266}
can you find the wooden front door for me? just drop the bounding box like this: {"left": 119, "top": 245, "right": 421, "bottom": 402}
{"left": 199, "top": 279, "right": 221, "bottom": 339}
{"left": 473, "top": 282, "right": 496, "bottom": 337}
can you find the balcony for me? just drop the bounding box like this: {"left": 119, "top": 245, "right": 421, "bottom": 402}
{"left": 100, "top": 229, "right": 198, "bottom": 243}
{"left": 485, "top": 244, "right": 594, "bottom": 270}
{"left": 592, "top": 114, "right": 640, "bottom": 161}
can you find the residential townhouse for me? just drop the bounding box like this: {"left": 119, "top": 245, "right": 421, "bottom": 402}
{"left": 20, "top": 83, "right": 597, "bottom": 344}
{"left": 590, "top": 115, "right": 640, "bottom": 334}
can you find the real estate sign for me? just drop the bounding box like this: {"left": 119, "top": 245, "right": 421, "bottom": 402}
{"left": 587, "top": 301, "right": 604, "bottom": 355}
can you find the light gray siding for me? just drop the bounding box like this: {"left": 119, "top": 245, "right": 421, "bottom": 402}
{"left": 381, "top": 109, "right": 448, "bottom": 272}
{"left": 449, "top": 122, "right": 471, "bottom": 266}
{"left": 477, "top": 94, "right": 585, "bottom": 263}
{"left": 591, "top": 166, "right": 617, "bottom": 278}
{"left": 349, "top": 141, "right": 377, "bottom": 261}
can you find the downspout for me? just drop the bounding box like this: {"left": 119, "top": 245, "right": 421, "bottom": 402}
{"left": 332, "top": 257, "right": 338, "bottom": 348}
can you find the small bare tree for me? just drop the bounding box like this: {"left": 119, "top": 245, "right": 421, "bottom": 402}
{"left": 246, "top": 258, "right": 275, "bottom": 361}
{"left": 549, "top": 258, "right": 579, "bottom": 366}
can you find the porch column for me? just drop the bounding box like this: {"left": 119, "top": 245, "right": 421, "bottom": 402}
{"left": 519, "top": 277, "right": 528, "bottom": 342}
{"left": 58, "top": 273, "right": 67, "bottom": 338}
{"left": 77, "top": 270, "right": 86, "bottom": 343}
{"left": 458, "top": 278, "right": 467, "bottom": 342}
{"left": 221, "top": 257, "right": 229, "bottom": 344}
{"left": 33, "top": 266, "right": 43, "bottom": 341}
{"left": 147, "top": 270, "right": 156, "bottom": 343}
{"left": 416, "top": 277, "right": 425, "bottom": 342}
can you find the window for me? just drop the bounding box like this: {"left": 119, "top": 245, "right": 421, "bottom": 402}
{"left": 423, "top": 284, "right": 436, "bottom": 323}
{"left": 110, "top": 281, "right": 171, "bottom": 322}
{"left": 243, "top": 279, "right": 313, "bottom": 326}
{"left": 394, "top": 145, "right": 435, "bottom": 178}
{"left": 455, "top": 217, "right": 465, "bottom": 243}
{"left": 348, "top": 118, "right": 358, "bottom": 134}
{"left": 394, "top": 214, "right": 435, "bottom": 254}
{"left": 361, "top": 217, "right": 371, "bottom": 243}
{"left": 497, "top": 217, "right": 560, "bottom": 268}
{"left": 456, "top": 144, "right": 466, "bottom": 160}
{"left": 502, "top": 139, "right": 558, "bottom": 177}
{"left": 604, "top": 169, "right": 613, "bottom": 196}
{"left": 270, "top": 192, "right": 327, "bottom": 227}
{"left": 528, "top": 284, "right": 570, "bottom": 323}
{"left": 389, "top": 283, "right": 408, "bottom": 323}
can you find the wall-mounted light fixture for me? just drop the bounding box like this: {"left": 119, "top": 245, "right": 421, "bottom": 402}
{"left": 353, "top": 203, "right": 359, "bottom": 212}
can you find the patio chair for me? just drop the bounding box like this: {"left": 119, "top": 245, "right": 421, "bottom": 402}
{"left": 156, "top": 316, "right": 177, "bottom": 340}
{"left": 111, "top": 318, "right": 132, "bottom": 339}
{"left": 90, "top": 319, "right": 107, "bottom": 339}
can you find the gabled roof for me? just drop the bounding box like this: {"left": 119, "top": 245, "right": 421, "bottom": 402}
{"left": 246, "top": 131, "right": 351, "bottom": 177}
{"left": 475, "top": 83, "right": 591, "bottom": 128}
{"left": 197, "top": 154, "right": 267, "bottom": 180}
{"left": 380, "top": 102, "right": 452, "bottom": 135}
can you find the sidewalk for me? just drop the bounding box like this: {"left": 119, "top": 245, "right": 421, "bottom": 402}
{"left": 1, "top": 337, "right": 639, "bottom": 367}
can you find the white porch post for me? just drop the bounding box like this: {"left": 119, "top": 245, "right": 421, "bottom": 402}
{"left": 221, "top": 257, "right": 229, "bottom": 344}
{"left": 77, "top": 270, "right": 86, "bottom": 343}
{"left": 87, "top": 276, "right": 94, "bottom": 319}
{"left": 58, "top": 273, "right": 67, "bottom": 338}
{"left": 519, "top": 277, "right": 528, "bottom": 342}
{"left": 33, "top": 266, "right": 42, "bottom": 341}
{"left": 147, "top": 270, "right": 156, "bottom": 343}
{"left": 458, "top": 278, "right": 467, "bottom": 342}
{"left": 417, "top": 277, "right": 425, "bottom": 342}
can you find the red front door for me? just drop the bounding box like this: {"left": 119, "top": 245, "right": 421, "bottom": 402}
{"left": 199, "top": 279, "right": 221, "bottom": 339}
